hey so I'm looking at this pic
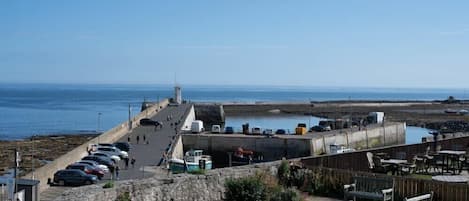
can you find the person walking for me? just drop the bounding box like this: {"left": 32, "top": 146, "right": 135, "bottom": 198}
{"left": 143, "top": 134, "right": 146, "bottom": 142}
{"left": 127, "top": 136, "right": 131, "bottom": 143}
{"left": 131, "top": 157, "right": 136, "bottom": 168}
{"left": 124, "top": 157, "right": 129, "bottom": 169}
{"left": 115, "top": 166, "right": 120, "bottom": 180}
{"left": 136, "top": 135, "right": 140, "bottom": 144}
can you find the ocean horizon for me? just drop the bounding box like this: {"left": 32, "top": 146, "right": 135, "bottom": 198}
{"left": 0, "top": 83, "right": 462, "bottom": 140}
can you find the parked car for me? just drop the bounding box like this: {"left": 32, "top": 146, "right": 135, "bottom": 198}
{"left": 211, "top": 125, "right": 221, "bottom": 134}
{"left": 77, "top": 160, "right": 109, "bottom": 173}
{"left": 82, "top": 155, "right": 115, "bottom": 171}
{"left": 91, "top": 152, "right": 120, "bottom": 163}
{"left": 310, "top": 125, "right": 331, "bottom": 132}
{"left": 140, "top": 118, "right": 159, "bottom": 126}
{"left": 98, "top": 143, "right": 115, "bottom": 147}
{"left": 225, "top": 126, "right": 234, "bottom": 134}
{"left": 53, "top": 169, "right": 98, "bottom": 186}
{"left": 251, "top": 127, "right": 262, "bottom": 135}
{"left": 263, "top": 129, "right": 274, "bottom": 137}
{"left": 114, "top": 142, "right": 131, "bottom": 152}
{"left": 191, "top": 120, "right": 204, "bottom": 133}
{"left": 96, "top": 146, "right": 128, "bottom": 159}
{"left": 275, "top": 129, "right": 287, "bottom": 134}
{"left": 67, "top": 163, "right": 105, "bottom": 179}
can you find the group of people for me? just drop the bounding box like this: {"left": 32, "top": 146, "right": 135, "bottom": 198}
{"left": 128, "top": 134, "right": 147, "bottom": 144}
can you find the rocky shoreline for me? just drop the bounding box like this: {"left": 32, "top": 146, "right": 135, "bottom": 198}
{"left": 0, "top": 134, "right": 98, "bottom": 177}
{"left": 223, "top": 101, "right": 469, "bottom": 131}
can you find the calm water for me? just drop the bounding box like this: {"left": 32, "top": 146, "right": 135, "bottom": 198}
{"left": 225, "top": 115, "right": 432, "bottom": 144}
{"left": 0, "top": 83, "right": 460, "bottom": 140}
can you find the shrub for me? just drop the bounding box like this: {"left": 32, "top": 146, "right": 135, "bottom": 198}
{"left": 269, "top": 188, "right": 301, "bottom": 201}
{"left": 103, "top": 181, "right": 114, "bottom": 189}
{"left": 225, "top": 176, "right": 267, "bottom": 201}
{"left": 277, "top": 160, "right": 290, "bottom": 186}
{"left": 115, "top": 192, "right": 130, "bottom": 201}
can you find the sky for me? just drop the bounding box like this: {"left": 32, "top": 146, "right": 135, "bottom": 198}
{"left": 1, "top": 1, "right": 469, "bottom": 88}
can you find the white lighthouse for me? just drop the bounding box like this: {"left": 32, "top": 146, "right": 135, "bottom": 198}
{"left": 174, "top": 85, "right": 182, "bottom": 104}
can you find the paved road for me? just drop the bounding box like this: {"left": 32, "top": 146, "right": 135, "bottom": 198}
{"left": 115, "top": 103, "right": 191, "bottom": 180}
{"left": 40, "top": 103, "right": 192, "bottom": 200}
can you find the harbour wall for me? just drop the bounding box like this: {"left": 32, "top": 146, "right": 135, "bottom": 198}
{"left": 178, "top": 122, "right": 405, "bottom": 166}
{"left": 23, "top": 99, "right": 170, "bottom": 193}
{"left": 180, "top": 105, "right": 196, "bottom": 131}
{"left": 52, "top": 161, "right": 282, "bottom": 201}
{"left": 311, "top": 122, "right": 406, "bottom": 155}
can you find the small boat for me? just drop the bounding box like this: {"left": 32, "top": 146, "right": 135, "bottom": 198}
{"left": 169, "top": 150, "right": 212, "bottom": 173}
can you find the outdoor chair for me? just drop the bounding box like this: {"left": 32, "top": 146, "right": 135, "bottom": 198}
{"left": 428, "top": 154, "right": 445, "bottom": 174}
{"left": 398, "top": 156, "right": 417, "bottom": 175}
{"left": 413, "top": 155, "right": 426, "bottom": 173}
{"left": 369, "top": 153, "right": 394, "bottom": 174}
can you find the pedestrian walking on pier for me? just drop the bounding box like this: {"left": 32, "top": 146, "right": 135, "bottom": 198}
{"left": 131, "top": 157, "right": 136, "bottom": 168}
{"left": 115, "top": 166, "right": 120, "bottom": 180}
{"left": 136, "top": 135, "right": 140, "bottom": 144}
{"left": 127, "top": 136, "right": 131, "bottom": 143}
{"left": 124, "top": 157, "right": 129, "bottom": 169}
{"left": 143, "top": 134, "right": 146, "bottom": 142}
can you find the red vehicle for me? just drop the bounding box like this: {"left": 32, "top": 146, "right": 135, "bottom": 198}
{"left": 67, "top": 163, "right": 105, "bottom": 179}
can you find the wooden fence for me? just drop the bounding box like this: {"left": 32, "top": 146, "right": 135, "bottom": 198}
{"left": 304, "top": 166, "right": 469, "bottom": 201}
{"left": 301, "top": 136, "right": 469, "bottom": 201}
{"left": 302, "top": 136, "right": 469, "bottom": 171}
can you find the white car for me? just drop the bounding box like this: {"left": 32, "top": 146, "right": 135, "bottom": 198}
{"left": 97, "top": 146, "right": 128, "bottom": 159}
{"left": 77, "top": 160, "right": 110, "bottom": 173}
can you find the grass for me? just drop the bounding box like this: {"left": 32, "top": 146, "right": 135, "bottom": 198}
{"left": 189, "top": 169, "right": 206, "bottom": 175}
{"left": 103, "top": 181, "right": 114, "bottom": 188}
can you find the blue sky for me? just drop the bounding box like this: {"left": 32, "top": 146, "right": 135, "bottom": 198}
{"left": 1, "top": 1, "right": 469, "bottom": 88}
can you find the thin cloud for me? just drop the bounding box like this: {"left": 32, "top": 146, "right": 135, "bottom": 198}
{"left": 438, "top": 28, "right": 469, "bottom": 36}
{"left": 168, "top": 45, "right": 288, "bottom": 50}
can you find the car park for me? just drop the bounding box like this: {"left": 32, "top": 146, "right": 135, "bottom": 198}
{"left": 53, "top": 169, "right": 98, "bottom": 186}
{"left": 77, "top": 160, "right": 109, "bottom": 173}
{"left": 67, "top": 163, "right": 105, "bottom": 179}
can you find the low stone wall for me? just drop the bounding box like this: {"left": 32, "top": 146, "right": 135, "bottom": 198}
{"left": 23, "top": 99, "right": 170, "bottom": 193}
{"left": 311, "top": 122, "right": 406, "bottom": 154}
{"left": 53, "top": 161, "right": 282, "bottom": 201}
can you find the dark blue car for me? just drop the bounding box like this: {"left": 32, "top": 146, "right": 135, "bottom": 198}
{"left": 53, "top": 169, "right": 98, "bottom": 186}
{"left": 225, "top": 126, "right": 234, "bottom": 134}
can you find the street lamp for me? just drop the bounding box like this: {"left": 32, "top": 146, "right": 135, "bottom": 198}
{"left": 97, "top": 112, "right": 102, "bottom": 143}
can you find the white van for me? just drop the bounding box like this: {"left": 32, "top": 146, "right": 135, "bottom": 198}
{"left": 211, "top": 125, "right": 221, "bottom": 133}
{"left": 191, "top": 120, "right": 204, "bottom": 133}
{"left": 251, "top": 126, "right": 262, "bottom": 135}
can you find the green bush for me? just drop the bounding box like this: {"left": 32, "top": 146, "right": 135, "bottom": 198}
{"left": 225, "top": 176, "right": 267, "bottom": 201}
{"left": 103, "top": 181, "right": 114, "bottom": 189}
{"left": 277, "top": 160, "right": 290, "bottom": 186}
{"left": 269, "top": 188, "right": 301, "bottom": 201}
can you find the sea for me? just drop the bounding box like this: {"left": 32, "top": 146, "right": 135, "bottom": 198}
{"left": 0, "top": 83, "right": 464, "bottom": 141}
